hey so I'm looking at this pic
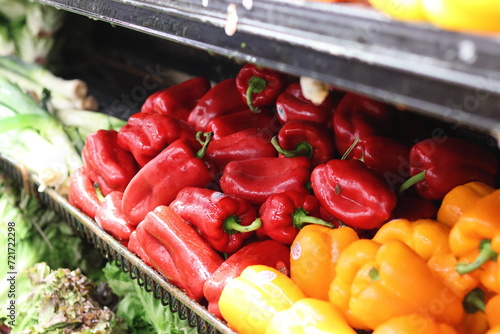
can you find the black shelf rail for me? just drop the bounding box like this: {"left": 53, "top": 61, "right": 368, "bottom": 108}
{"left": 35, "top": 0, "right": 500, "bottom": 141}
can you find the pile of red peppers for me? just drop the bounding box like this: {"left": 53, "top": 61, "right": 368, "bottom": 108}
{"left": 68, "top": 63, "right": 499, "bottom": 321}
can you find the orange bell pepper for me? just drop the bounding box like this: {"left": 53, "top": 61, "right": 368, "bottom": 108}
{"left": 487, "top": 327, "right": 500, "bottom": 334}
{"left": 265, "top": 298, "right": 356, "bottom": 334}
{"left": 290, "top": 225, "right": 359, "bottom": 300}
{"left": 373, "top": 314, "right": 458, "bottom": 334}
{"left": 486, "top": 294, "right": 500, "bottom": 329}
{"left": 372, "top": 218, "right": 450, "bottom": 260}
{"left": 455, "top": 311, "right": 489, "bottom": 334}
{"left": 437, "top": 182, "right": 495, "bottom": 229}
{"left": 423, "top": 0, "right": 500, "bottom": 34}
{"left": 427, "top": 252, "right": 479, "bottom": 300}
{"left": 449, "top": 190, "right": 500, "bottom": 293}
{"left": 329, "top": 239, "right": 464, "bottom": 330}
{"left": 218, "top": 265, "right": 305, "bottom": 334}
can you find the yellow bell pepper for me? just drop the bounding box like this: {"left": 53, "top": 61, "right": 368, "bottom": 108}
{"left": 486, "top": 294, "right": 500, "bottom": 329}
{"left": 423, "top": 0, "right": 500, "bottom": 34}
{"left": 219, "top": 264, "right": 305, "bottom": 334}
{"left": 372, "top": 218, "right": 450, "bottom": 260}
{"left": 329, "top": 239, "right": 464, "bottom": 330}
{"left": 265, "top": 298, "right": 356, "bottom": 334}
{"left": 487, "top": 327, "right": 500, "bottom": 334}
{"left": 373, "top": 314, "right": 458, "bottom": 334}
{"left": 290, "top": 225, "right": 359, "bottom": 300}
{"left": 449, "top": 190, "right": 500, "bottom": 293}
{"left": 427, "top": 252, "right": 479, "bottom": 300}
{"left": 367, "top": 0, "right": 427, "bottom": 22}
{"left": 437, "top": 182, "right": 495, "bottom": 229}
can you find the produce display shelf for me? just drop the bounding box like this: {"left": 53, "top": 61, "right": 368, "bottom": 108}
{"left": 0, "top": 153, "right": 236, "bottom": 334}
{"left": 35, "top": 0, "right": 500, "bottom": 140}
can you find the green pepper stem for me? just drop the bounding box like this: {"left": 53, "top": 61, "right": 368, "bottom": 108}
{"left": 196, "top": 131, "right": 213, "bottom": 159}
{"left": 224, "top": 216, "right": 262, "bottom": 235}
{"left": 456, "top": 239, "right": 498, "bottom": 275}
{"left": 369, "top": 267, "right": 380, "bottom": 281}
{"left": 271, "top": 136, "right": 313, "bottom": 158}
{"left": 94, "top": 183, "right": 105, "bottom": 203}
{"left": 398, "top": 170, "right": 426, "bottom": 195}
{"left": 341, "top": 137, "right": 360, "bottom": 160}
{"left": 463, "top": 288, "right": 486, "bottom": 314}
{"left": 246, "top": 76, "right": 266, "bottom": 113}
{"left": 293, "top": 207, "right": 334, "bottom": 230}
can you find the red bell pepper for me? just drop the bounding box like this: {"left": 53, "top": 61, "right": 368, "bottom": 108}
{"left": 95, "top": 191, "right": 135, "bottom": 241}
{"left": 68, "top": 166, "right": 101, "bottom": 219}
{"left": 205, "top": 128, "right": 277, "bottom": 170}
{"left": 256, "top": 190, "right": 335, "bottom": 245}
{"left": 203, "top": 240, "right": 291, "bottom": 319}
{"left": 187, "top": 79, "right": 248, "bottom": 132}
{"left": 206, "top": 109, "right": 278, "bottom": 140}
{"left": 332, "top": 92, "right": 394, "bottom": 155}
{"left": 392, "top": 195, "right": 439, "bottom": 221}
{"left": 141, "top": 76, "right": 211, "bottom": 121}
{"left": 351, "top": 135, "right": 411, "bottom": 191}
{"left": 169, "top": 187, "right": 261, "bottom": 253}
{"left": 127, "top": 230, "right": 153, "bottom": 267}
{"left": 220, "top": 156, "right": 311, "bottom": 206}
{"left": 135, "top": 221, "right": 184, "bottom": 287}
{"left": 275, "top": 82, "right": 339, "bottom": 125}
{"left": 235, "top": 64, "right": 287, "bottom": 112}
{"left": 272, "top": 120, "right": 335, "bottom": 167}
{"left": 82, "top": 129, "right": 139, "bottom": 196}
{"left": 311, "top": 159, "right": 397, "bottom": 230}
{"left": 122, "top": 135, "right": 216, "bottom": 225}
{"left": 399, "top": 137, "right": 498, "bottom": 200}
{"left": 142, "top": 206, "right": 224, "bottom": 301}
{"left": 117, "top": 112, "right": 195, "bottom": 167}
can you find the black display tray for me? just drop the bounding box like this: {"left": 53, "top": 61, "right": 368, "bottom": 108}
{"left": 34, "top": 0, "right": 500, "bottom": 140}
{"left": 0, "top": 153, "right": 236, "bottom": 334}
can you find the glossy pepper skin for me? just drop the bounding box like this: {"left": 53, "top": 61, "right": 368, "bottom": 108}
{"left": 373, "top": 315, "right": 458, "bottom": 334}
{"left": 127, "top": 230, "right": 152, "bottom": 267}
{"left": 95, "top": 191, "right": 135, "bottom": 242}
{"left": 368, "top": 0, "right": 426, "bottom": 22}
{"left": 235, "top": 64, "right": 287, "bottom": 112}
{"left": 169, "top": 187, "right": 261, "bottom": 254}
{"left": 135, "top": 222, "right": 182, "bottom": 287}
{"left": 219, "top": 264, "right": 306, "bottom": 334}
{"left": 437, "top": 181, "right": 495, "bottom": 228}
{"left": 187, "top": 79, "right": 248, "bottom": 132}
{"left": 82, "top": 129, "right": 139, "bottom": 196}
{"left": 311, "top": 159, "right": 397, "bottom": 230}
{"left": 206, "top": 109, "right": 278, "bottom": 140}
{"left": 402, "top": 137, "right": 498, "bottom": 201}
{"left": 486, "top": 294, "right": 500, "bottom": 329}
{"left": 329, "top": 239, "right": 464, "bottom": 330}
{"left": 332, "top": 92, "right": 393, "bottom": 155}
{"left": 117, "top": 112, "right": 195, "bottom": 167}
{"left": 203, "top": 240, "right": 290, "bottom": 319}
{"left": 275, "top": 81, "right": 338, "bottom": 125}
{"left": 256, "top": 190, "right": 334, "bottom": 245}
{"left": 449, "top": 190, "right": 500, "bottom": 293}
{"left": 273, "top": 120, "right": 335, "bottom": 167}
{"left": 351, "top": 135, "right": 410, "bottom": 191}
{"left": 205, "top": 128, "right": 277, "bottom": 170}
{"left": 372, "top": 218, "right": 451, "bottom": 261}
{"left": 142, "top": 206, "right": 224, "bottom": 301}
{"left": 427, "top": 253, "right": 479, "bottom": 300}
{"left": 266, "top": 298, "right": 356, "bottom": 334}
{"left": 122, "top": 137, "right": 216, "bottom": 225}
{"left": 220, "top": 156, "right": 311, "bottom": 206}
{"left": 290, "top": 225, "right": 359, "bottom": 300}
{"left": 68, "top": 167, "right": 101, "bottom": 219}
{"left": 141, "top": 76, "right": 211, "bottom": 121}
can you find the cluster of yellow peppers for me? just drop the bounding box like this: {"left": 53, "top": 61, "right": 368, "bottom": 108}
{"left": 218, "top": 182, "right": 500, "bottom": 334}
{"left": 367, "top": 0, "right": 500, "bottom": 35}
